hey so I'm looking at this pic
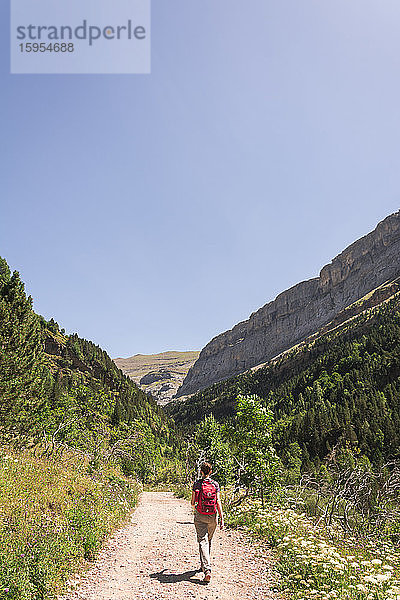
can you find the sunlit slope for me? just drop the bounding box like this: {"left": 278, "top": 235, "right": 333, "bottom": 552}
{"left": 114, "top": 351, "right": 199, "bottom": 404}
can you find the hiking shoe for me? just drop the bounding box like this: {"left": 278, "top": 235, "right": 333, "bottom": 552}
{"left": 203, "top": 571, "right": 211, "bottom": 584}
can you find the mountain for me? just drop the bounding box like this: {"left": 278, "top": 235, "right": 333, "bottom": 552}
{"left": 0, "top": 256, "right": 178, "bottom": 479}
{"left": 168, "top": 285, "right": 400, "bottom": 466}
{"left": 177, "top": 211, "right": 400, "bottom": 397}
{"left": 114, "top": 351, "right": 199, "bottom": 405}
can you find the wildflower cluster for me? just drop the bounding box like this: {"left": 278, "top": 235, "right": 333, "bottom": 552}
{"left": 226, "top": 501, "right": 400, "bottom": 600}
{"left": 0, "top": 447, "right": 140, "bottom": 600}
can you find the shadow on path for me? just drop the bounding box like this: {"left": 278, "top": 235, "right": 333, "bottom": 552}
{"left": 149, "top": 569, "right": 204, "bottom": 585}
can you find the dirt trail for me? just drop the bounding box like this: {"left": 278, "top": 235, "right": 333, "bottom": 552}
{"left": 59, "top": 492, "right": 278, "bottom": 600}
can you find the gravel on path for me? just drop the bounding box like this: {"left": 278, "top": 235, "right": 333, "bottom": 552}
{"left": 59, "top": 491, "right": 279, "bottom": 600}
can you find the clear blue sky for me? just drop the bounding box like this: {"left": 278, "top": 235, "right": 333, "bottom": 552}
{"left": 1, "top": 0, "right": 400, "bottom": 358}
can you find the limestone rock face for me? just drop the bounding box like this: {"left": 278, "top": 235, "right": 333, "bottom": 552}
{"left": 177, "top": 211, "right": 400, "bottom": 397}
{"left": 140, "top": 369, "right": 174, "bottom": 386}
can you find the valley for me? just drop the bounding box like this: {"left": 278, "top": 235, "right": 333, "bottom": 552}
{"left": 3, "top": 211, "right": 400, "bottom": 600}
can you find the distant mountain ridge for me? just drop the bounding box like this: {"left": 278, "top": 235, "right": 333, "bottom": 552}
{"left": 177, "top": 211, "right": 400, "bottom": 397}
{"left": 114, "top": 351, "right": 199, "bottom": 405}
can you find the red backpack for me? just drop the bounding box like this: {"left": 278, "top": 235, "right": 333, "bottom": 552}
{"left": 196, "top": 479, "right": 218, "bottom": 515}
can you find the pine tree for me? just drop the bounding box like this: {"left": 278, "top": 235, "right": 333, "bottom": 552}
{"left": 0, "top": 258, "right": 45, "bottom": 440}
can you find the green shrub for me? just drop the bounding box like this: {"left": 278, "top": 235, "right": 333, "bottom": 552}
{"left": 0, "top": 447, "right": 140, "bottom": 600}
{"left": 174, "top": 484, "right": 192, "bottom": 501}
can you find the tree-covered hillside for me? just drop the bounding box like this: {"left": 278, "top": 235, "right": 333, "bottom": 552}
{"left": 0, "top": 256, "right": 180, "bottom": 481}
{"left": 167, "top": 292, "right": 400, "bottom": 469}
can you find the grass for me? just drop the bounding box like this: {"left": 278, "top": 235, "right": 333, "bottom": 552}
{"left": 0, "top": 447, "right": 141, "bottom": 600}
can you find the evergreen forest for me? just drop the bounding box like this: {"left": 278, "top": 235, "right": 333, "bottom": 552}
{"left": 168, "top": 293, "right": 400, "bottom": 471}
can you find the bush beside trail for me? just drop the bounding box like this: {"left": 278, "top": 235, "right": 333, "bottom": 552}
{"left": 0, "top": 447, "right": 141, "bottom": 600}
{"left": 224, "top": 496, "right": 400, "bottom": 600}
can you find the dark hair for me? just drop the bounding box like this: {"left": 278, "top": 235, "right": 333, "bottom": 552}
{"left": 200, "top": 461, "right": 212, "bottom": 477}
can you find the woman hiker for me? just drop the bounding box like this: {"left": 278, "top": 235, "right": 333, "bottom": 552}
{"left": 191, "top": 461, "right": 225, "bottom": 584}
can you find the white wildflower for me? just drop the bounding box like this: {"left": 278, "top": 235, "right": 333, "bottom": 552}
{"left": 376, "top": 573, "right": 391, "bottom": 583}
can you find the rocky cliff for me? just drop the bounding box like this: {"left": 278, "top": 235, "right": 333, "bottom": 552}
{"left": 177, "top": 211, "right": 400, "bottom": 397}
